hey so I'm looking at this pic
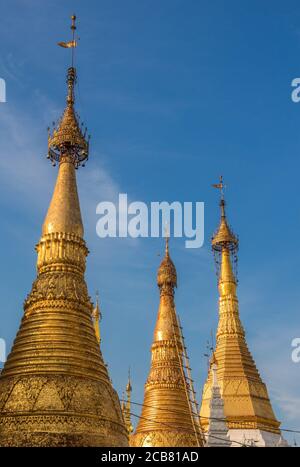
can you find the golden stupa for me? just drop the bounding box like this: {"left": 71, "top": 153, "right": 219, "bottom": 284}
{"left": 0, "top": 16, "right": 128, "bottom": 447}
{"left": 131, "top": 238, "right": 203, "bottom": 447}
{"left": 200, "top": 177, "right": 281, "bottom": 447}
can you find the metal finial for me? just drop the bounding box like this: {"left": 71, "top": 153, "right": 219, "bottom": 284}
{"left": 57, "top": 14, "right": 78, "bottom": 67}
{"left": 71, "top": 15, "right": 76, "bottom": 31}
{"left": 212, "top": 175, "right": 227, "bottom": 219}
{"left": 126, "top": 367, "right": 132, "bottom": 393}
{"left": 211, "top": 175, "right": 238, "bottom": 250}
{"left": 212, "top": 175, "right": 226, "bottom": 201}
{"left": 164, "top": 222, "right": 170, "bottom": 255}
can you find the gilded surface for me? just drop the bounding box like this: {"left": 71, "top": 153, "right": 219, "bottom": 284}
{"left": 42, "top": 161, "right": 84, "bottom": 236}
{"left": 200, "top": 199, "right": 280, "bottom": 435}
{"left": 0, "top": 50, "right": 128, "bottom": 446}
{"left": 131, "top": 242, "right": 203, "bottom": 447}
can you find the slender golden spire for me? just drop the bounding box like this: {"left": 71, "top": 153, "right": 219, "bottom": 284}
{"left": 126, "top": 368, "right": 132, "bottom": 393}
{"left": 92, "top": 291, "right": 102, "bottom": 345}
{"left": 131, "top": 238, "right": 203, "bottom": 447}
{"left": 122, "top": 368, "right": 134, "bottom": 436}
{"left": 199, "top": 178, "right": 281, "bottom": 446}
{"left": 43, "top": 17, "right": 90, "bottom": 237}
{"left": 0, "top": 16, "right": 128, "bottom": 447}
{"left": 211, "top": 178, "right": 239, "bottom": 299}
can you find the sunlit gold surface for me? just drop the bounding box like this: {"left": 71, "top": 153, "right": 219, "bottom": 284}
{"left": 48, "top": 94, "right": 88, "bottom": 153}
{"left": 211, "top": 203, "right": 237, "bottom": 249}
{"left": 131, "top": 242, "right": 202, "bottom": 447}
{"left": 0, "top": 24, "right": 128, "bottom": 446}
{"left": 0, "top": 162, "right": 128, "bottom": 446}
{"left": 43, "top": 159, "right": 83, "bottom": 236}
{"left": 200, "top": 199, "right": 280, "bottom": 436}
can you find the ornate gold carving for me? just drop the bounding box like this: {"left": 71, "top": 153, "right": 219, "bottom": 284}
{"left": 131, "top": 430, "right": 198, "bottom": 448}
{"left": 24, "top": 270, "right": 90, "bottom": 310}
{"left": 0, "top": 414, "right": 126, "bottom": 447}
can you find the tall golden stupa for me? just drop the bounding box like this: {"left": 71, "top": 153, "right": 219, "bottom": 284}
{"left": 200, "top": 177, "right": 283, "bottom": 447}
{"left": 0, "top": 16, "right": 128, "bottom": 447}
{"left": 131, "top": 238, "right": 203, "bottom": 447}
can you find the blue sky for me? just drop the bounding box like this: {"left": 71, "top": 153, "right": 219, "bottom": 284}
{"left": 0, "top": 0, "right": 299, "bottom": 443}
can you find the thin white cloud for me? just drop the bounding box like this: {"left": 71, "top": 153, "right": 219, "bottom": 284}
{"left": 0, "top": 101, "right": 122, "bottom": 218}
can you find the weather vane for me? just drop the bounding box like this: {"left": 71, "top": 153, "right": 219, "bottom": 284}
{"left": 58, "top": 14, "right": 78, "bottom": 67}
{"left": 212, "top": 175, "right": 226, "bottom": 201}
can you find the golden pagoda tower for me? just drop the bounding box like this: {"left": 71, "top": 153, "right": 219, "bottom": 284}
{"left": 199, "top": 176, "right": 283, "bottom": 447}
{"left": 121, "top": 369, "right": 134, "bottom": 436}
{"left": 0, "top": 16, "right": 128, "bottom": 447}
{"left": 131, "top": 237, "right": 203, "bottom": 447}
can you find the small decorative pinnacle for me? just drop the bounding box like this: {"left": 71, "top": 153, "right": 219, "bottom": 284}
{"left": 122, "top": 367, "right": 134, "bottom": 435}
{"left": 126, "top": 367, "right": 132, "bottom": 393}
{"left": 92, "top": 291, "right": 102, "bottom": 345}
{"left": 92, "top": 291, "right": 102, "bottom": 321}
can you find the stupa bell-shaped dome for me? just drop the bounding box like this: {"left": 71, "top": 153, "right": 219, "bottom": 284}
{"left": 157, "top": 238, "right": 177, "bottom": 288}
